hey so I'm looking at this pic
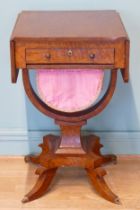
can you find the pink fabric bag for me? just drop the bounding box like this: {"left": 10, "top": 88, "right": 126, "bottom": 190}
{"left": 36, "top": 69, "right": 104, "bottom": 112}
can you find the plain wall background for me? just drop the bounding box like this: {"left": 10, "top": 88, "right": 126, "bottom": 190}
{"left": 0, "top": 0, "right": 140, "bottom": 154}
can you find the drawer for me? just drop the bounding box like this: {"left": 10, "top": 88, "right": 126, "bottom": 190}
{"left": 26, "top": 48, "right": 114, "bottom": 64}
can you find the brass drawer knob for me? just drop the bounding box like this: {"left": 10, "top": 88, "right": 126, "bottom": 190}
{"left": 45, "top": 53, "right": 51, "bottom": 59}
{"left": 89, "top": 53, "right": 95, "bottom": 59}
{"left": 67, "top": 49, "right": 73, "bottom": 56}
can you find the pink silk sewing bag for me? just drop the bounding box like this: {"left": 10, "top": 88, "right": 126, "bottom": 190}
{"left": 36, "top": 69, "right": 104, "bottom": 112}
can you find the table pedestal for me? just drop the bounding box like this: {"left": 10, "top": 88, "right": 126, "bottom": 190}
{"left": 22, "top": 120, "right": 120, "bottom": 204}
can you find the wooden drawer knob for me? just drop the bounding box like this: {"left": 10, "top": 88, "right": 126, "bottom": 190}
{"left": 89, "top": 53, "right": 95, "bottom": 59}
{"left": 67, "top": 49, "right": 73, "bottom": 56}
{"left": 45, "top": 53, "right": 51, "bottom": 59}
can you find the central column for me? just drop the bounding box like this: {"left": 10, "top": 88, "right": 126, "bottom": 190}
{"left": 55, "top": 120, "right": 86, "bottom": 154}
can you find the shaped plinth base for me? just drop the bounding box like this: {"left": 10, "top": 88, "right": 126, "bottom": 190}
{"left": 23, "top": 121, "right": 119, "bottom": 204}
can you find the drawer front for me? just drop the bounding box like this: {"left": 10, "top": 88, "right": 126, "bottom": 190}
{"left": 26, "top": 48, "right": 114, "bottom": 64}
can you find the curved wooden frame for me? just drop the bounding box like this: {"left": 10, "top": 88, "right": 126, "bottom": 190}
{"left": 22, "top": 69, "right": 117, "bottom": 122}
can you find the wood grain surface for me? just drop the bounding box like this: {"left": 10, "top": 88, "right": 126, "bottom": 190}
{"left": 10, "top": 11, "right": 129, "bottom": 83}
{"left": 11, "top": 11, "right": 128, "bottom": 40}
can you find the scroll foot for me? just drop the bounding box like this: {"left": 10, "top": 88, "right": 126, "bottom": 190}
{"left": 102, "top": 154, "right": 117, "bottom": 165}
{"left": 22, "top": 196, "right": 29, "bottom": 203}
{"left": 86, "top": 167, "right": 120, "bottom": 204}
{"left": 22, "top": 167, "right": 57, "bottom": 203}
{"left": 24, "top": 155, "right": 40, "bottom": 164}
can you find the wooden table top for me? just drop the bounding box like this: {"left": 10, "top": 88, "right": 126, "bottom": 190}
{"left": 10, "top": 10, "right": 130, "bottom": 83}
{"left": 11, "top": 10, "right": 128, "bottom": 40}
